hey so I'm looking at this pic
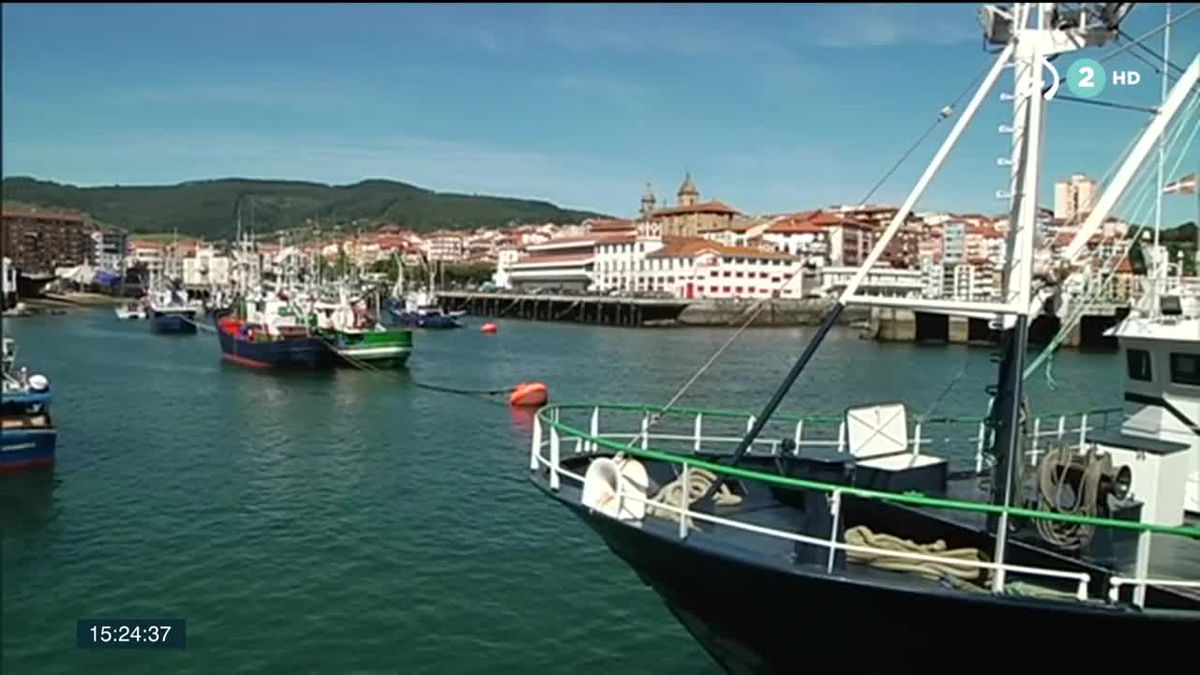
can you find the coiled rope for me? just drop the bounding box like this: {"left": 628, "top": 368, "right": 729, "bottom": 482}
{"left": 844, "top": 525, "right": 991, "bottom": 585}
{"left": 1035, "top": 446, "right": 1110, "bottom": 551}
{"left": 645, "top": 467, "right": 743, "bottom": 530}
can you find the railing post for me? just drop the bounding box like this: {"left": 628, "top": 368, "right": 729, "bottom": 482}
{"left": 1078, "top": 412, "right": 1088, "bottom": 451}
{"left": 530, "top": 414, "right": 543, "bottom": 471}
{"left": 991, "top": 509, "right": 1009, "bottom": 594}
{"left": 574, "top": 438, "right": 582, "bottom": 454}
{"left": 975, "top": 421, "right": 986, "bottom": 473}
{"left": 549, "top": 424, "right": 561, "bottom": 491}
{"left": 589, "top": 406, "right": 600, "bottom": 453}
{"left": 794, "top": 421, "right": 804, "bottom": 456}
{"left": 1133, "top": 530, "right": 1151, "bottom": 607}
{"left": 826, "top": 490, "right": 842, "bottom": 574}
{"left": 1056, "top": 414, "right": 1066, "bottom": 441}
{"left": 1030, "top": 418, "right": 1041, "bottom": 466}
{"left": 679, "top": 462, "right": 690, "bottom": 539}
{"left": 912, "top": 422, "right": 923, "bottom": 456}
{"left": 693, "top": 413, "right": 703, "bottom": 452}
{"left": 640, "top": 413, "right": 649, "bottom": 451}
{"left": 837, "top": 421, "right": 846, "bottom": 453}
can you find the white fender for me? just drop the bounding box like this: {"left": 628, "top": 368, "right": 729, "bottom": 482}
{"left": 582, "top": 456, "right": 648, "bottom": 522}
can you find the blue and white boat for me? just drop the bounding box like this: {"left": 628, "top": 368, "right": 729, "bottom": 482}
{"left": 1, "top": 338, "right": 57, "bottom": 474}
{"left": 148, "top": 285, "right": 202, "bottom": 334}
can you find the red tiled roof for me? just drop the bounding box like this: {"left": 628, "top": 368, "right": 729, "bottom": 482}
{"left": 513, "top": 252, "right": 593, "bottom": 266}
{"left": 1, "top": 208, "right": 85, "bottom": 222}
{"left": 647, "top": 236, "right": 795, "bottom": 261}
{"left": 648, "top": 200, "right": 740, "bottom": 217}
{"left": 588, "top": 218, "right": 636, "bottom": 232}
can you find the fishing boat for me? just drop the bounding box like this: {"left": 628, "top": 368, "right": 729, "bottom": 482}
{"left": 387, "top": 254, "right": 464, "bottom": 329}
{"left": 526, "top": 5, "right": 1200, "bottom": 671}
{"left": 312, "top": 286, "right": 414, "bottom": 368}
{"left": 114, "top": 299, "right": 147, "bottom": 321}
{"left": 147, "top": 284, "right": 201, "bottom": 333}
{"left": 215, "top": 288, "right": 336, "bottom": 369}
{"left": 1, "top": 338, "right": 56, "bottom": 473}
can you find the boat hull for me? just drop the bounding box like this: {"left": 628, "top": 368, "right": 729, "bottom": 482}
{"left": 216, "top": 318, "right": 336, "bottom": 369}
{"left": 330, "top": 329, "right": 413, "bottom": 369}
{"left": 389, "top": 309, "right": 462, "bottom": 329}
{"left": 0, "top": 428, "right": 57, "bottom": 474}
{"left": 149, "top": 310, "right": 197, "bottom": 334}
{"left": 545, "top": 488, "right": 1199, "bottom": 674}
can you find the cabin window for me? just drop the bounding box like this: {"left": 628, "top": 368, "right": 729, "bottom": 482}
{"left": 1170, "top": 353, "right": 1200, "bottom": 386}
{"left": 1126, "top": 349, "right": 1152, "bottom": 382}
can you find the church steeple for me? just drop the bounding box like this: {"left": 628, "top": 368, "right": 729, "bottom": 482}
{"left": 640, "top": 182, "right": 657, "bottom": 216}
{"left": 677, "top": 171, "right": 699, "bottom": 207}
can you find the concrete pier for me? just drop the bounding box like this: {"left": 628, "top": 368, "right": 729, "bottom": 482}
{"left": 437, "top": 291, "right": 868, "bottom": 328}
{"left": 869, "top": 306, "right": 1128, "bottom": 349}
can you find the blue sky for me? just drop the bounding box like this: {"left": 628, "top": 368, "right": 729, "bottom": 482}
{"left": 3, "top": 3, "right": 1198, "bottom": 224}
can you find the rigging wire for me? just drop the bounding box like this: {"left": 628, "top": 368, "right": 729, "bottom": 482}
{"left": 1099, "top": 5, "right": 1200, "bottom": 65}
{"left": 638, "top": 57, "right": 999, "bottom": 434}
{"left": 1026, "top": 93, "right": 1200, "bottom": 385}
{"left": 1051, "top": 95, "right": 1161, "bottom": 114}
{"left": 1115, "top": 27, "right": 1186, "bottom": 76}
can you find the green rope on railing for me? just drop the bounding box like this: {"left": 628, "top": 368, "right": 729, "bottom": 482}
{"left": 535, "top": 405, "right": 1200, "bottom": 540}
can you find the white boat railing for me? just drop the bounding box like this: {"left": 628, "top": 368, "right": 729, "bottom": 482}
{"left": 571, "top": 405, "right": 1123, "bottom": 475}
{"left": 530, "top": 405, "right": 1199, "bottom": 611}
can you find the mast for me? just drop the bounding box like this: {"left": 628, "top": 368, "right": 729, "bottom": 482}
{"left": 1152, "top": 3, "right": 1172, "bottom": 314}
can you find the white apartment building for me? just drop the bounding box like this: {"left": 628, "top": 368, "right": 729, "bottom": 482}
{"left": 182, "top": 245, "right": 231, "bottom": 290}
{"left": 90, "top": 230, "right": 128, "bottom": 273}
{"left": 426, "top": 233, "right": 465, "bottom": 263}
{"left": 491, "top": 246, "right": 520, "bottom": 289}
{"left": 815, "top": 266, "right": 925, "bottom": 298}
{"left": 1054, "top": 173, "right": 1098, "bottom": 222}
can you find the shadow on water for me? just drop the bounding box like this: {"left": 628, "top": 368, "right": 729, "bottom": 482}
{"left": 0, "top": 470, "right": 58, "bottom": 530}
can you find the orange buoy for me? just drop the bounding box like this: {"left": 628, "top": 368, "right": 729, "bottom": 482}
{"left": 481, "top": 322, "right": 498, "bottom": 334}
{"left": 509, "top": 381, "right": 548, "bottom": 407}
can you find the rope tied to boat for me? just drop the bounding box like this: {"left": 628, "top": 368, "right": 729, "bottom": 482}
{"left": 645, "top": 466, "right": 743, "bottom": 530}
{"left": 314, "top": 334, "right": 516, "bottom": 397}
{"left": 843, "top": 525, "right": 991, "bottom": 585}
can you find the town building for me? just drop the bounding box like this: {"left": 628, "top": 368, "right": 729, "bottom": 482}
{"left": 90, "top": 228, "right": 128, "bottom": 273}
{"left": 641, "top": 174, "right": 740, "bottom": 237}
{"left": 814, "top": 266, "right": 925, "bottom": 298}
{"left": 1054, "top": 173, "right": 1098, "bottom": 223}
{"left": 182, "top": 244, "right": 232, "bottom": 290}
{"left": 426, "top": 231, "right": 466, "bottom": 263}
{"left": 1, "top": 208, "right": 91, "bottom": 274}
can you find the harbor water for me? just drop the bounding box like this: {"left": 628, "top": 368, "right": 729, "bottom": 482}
{"left": 1, "top": 309, "right": 1122, "bottom": 673}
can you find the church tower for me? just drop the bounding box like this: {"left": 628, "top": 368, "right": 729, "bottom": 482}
{"left": 677, "top": 171, "right": 699, "bottom": 207}
{"left": 640, "top": 182, "right": 657, "bottom": 216}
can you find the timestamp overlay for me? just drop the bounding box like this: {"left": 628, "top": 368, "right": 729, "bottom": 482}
{"left": 77, "top": 619, "right": 187, "bottom": 650}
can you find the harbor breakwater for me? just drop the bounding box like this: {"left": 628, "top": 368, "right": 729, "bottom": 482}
{"left": 438, "top": 291, "right": 869, "bottom": 327}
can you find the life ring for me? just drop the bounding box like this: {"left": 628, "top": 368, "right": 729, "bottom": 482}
{"left": 581, "top": 456, "right": 648, "bottom": 521}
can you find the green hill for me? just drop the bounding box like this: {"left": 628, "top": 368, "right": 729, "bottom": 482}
{"left": 1, "top": 176, "right": 608, "bottom": 239}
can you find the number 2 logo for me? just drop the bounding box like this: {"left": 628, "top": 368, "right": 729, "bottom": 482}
{"left": 1078, "top": 66, "right": 1095, "bottom": 88}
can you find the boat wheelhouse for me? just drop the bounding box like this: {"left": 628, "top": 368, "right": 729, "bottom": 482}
{"left": 526, "top": 4, "right": 1200, "bottom": 671}
{"left": 1, "top": 338, "right": 57, "bottom": 473}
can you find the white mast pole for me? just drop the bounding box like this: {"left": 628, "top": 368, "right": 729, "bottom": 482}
{"left": 1152, "top": 3, "right": 1172, "bottom": 313}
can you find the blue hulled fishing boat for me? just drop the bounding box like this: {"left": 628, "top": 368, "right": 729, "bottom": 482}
{"left": 214, "top": 292, "right": 336, "bottom": 369}
{"left": 1, "top": 338, "right": 57, "bottom": 473}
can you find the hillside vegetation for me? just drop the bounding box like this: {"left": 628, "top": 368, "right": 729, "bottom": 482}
{"left": 1, "top": 176, "right": 606, "bottom": 239}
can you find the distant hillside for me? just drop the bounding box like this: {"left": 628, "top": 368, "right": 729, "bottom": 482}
{"left": 1, "top": 176, "right": 608, "bottom": 239}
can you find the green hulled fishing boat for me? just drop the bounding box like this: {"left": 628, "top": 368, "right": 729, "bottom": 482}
{"left": 328, "top": 327, "right": 413, "bottom": 368}
{"left": 311, "top": 285, "right": 414, "bottom": 369}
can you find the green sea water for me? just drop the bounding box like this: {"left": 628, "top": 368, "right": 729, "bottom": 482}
{"left": 0, "top": 309, "right": 1122, "bottom": 673}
